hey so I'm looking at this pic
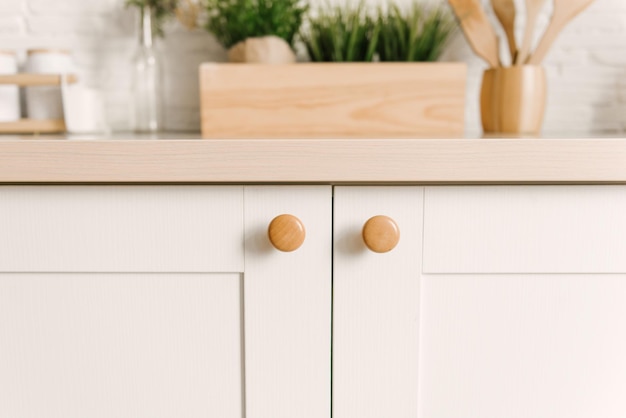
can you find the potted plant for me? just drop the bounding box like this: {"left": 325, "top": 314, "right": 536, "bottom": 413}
{"left": 204, "top": 0, "right": 308, "bottom": 63}
{"left": 200, "top": 1, "right": 467, "bottom": 138}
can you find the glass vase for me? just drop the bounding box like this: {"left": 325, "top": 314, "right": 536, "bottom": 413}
{"left": 131, "top": 6, "right": 162, "bottom": 133}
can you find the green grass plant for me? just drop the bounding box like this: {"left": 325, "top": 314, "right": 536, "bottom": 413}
{"left": 377, "top": 2, "right": 456, "bottom": 62}
{"left": 302, "top": 1, "right": 456, "bottom": 63}
{"left": 302, "top": 2, "right": 380, "bottom": 62}
{"left": 205, "top": 0, "right": 308, "bottom": 49}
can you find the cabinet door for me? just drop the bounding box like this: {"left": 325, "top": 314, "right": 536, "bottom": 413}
{"left": 420, "top": 185, "right": 626, "bottom": 418}
{"left": 334, "top": 185, "right": 626, "bottom": 418}
{"left": 333, "top": 186, "right": 424, "bottom": 418}
{"left": 0, "top": 185, "right": 332, "bottom": 418}
{"left": 0, "top": 186, "right": 245, "bottom": 418}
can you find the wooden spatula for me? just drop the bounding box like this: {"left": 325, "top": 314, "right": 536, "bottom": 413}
{"left": 516, "top": 0, "right": 546, "bottom": 65}
{"left": 491, "top": 0, "right": 517, "bottom": 63}
{"left": 448, "top": 0, "right": 501, "bottom": 68}
{"left": 527, "top": 0, "right": 596, "bottom": 64}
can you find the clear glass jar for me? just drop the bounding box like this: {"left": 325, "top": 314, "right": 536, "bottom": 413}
{"left": 131, "top": 6, "right": 162, "bottom": 133}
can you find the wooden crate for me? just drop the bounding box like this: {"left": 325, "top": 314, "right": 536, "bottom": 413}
{"left": 200, "top": 63, "right": 466, "bottom": 139}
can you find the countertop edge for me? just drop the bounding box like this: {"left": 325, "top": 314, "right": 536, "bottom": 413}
{"left": 1, "top": 138, "right": 625, "bottom": 183}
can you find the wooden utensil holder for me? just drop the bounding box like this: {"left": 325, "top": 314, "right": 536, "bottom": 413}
{"left": 480, "top": 66, "right": 546, "bottom": 135}
{"left": 0, "top": 73, "right": 78, "bottom": 134}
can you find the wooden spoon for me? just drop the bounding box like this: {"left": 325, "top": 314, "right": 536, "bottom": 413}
{"left": 448, "top": 0, "right": 501, "bottom": 68}
{"left": 527, "top": 0, "right": 596, "bottom": 64}
{"left": 491, "top": 0, "right": 517, "bottom": 64}
{"left": 516, "top": 0, "right": 546, "bottom": 65}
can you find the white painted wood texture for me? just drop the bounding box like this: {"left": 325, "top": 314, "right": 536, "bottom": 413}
{"left": 0, "top": 186, "right": 243, "bottom": 272}
{"left": 424, "top": 186, "right": 626, "bottom": 273}
{"left": 0, "top": 273, "right": 243, "bottom": 418}
{"left": 244, "top": 186, "right": 332, "bottom": 418}
{"left": 333, "top": 187, "right": 423, "bottom": 418}
{"left": 419, "top": 274, "right": 626, "bottom": 418}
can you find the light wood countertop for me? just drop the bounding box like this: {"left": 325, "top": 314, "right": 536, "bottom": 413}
{"left": 1, "top": 135, "right": 626, "bottom": 184}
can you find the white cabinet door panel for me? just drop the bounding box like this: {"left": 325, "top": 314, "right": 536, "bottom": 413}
{"left": 0, "top": 273, "right": 243, "bottom": 418}
{"left": 0, "top": 186, "right": 243, "bottom": 273}
{"left": 419, "top": 274, "right": 626, "bottom": 418}
{"left": 244, "top": 186, "right": 331, "bottom": 418}
{"left": 333, "top": 186, "right": 423, "bottom": 418}
{"left": 424, "top": 186, "right": 626, "bottom": 273}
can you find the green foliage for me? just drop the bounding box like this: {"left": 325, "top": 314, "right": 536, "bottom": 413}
{"left": 302, "top": 2, "right": 380, "bottom": 62}
{"left": 377, "top": 3, "right": 456, "bottom": 62}
{"left": 126, "top": 0, "right": 179, "bottom": 37}
{"left": 302, "top": 1, "right": 456, "bottom": 63}
{"left": 204, "top": 0, "right": 309, "bottom": 49}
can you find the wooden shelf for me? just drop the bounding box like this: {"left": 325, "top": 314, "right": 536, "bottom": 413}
{"left": 0, "top": 74, "right": 78, "bottom": 87}
{"left": 0, "top": 74, "right": 78, "bottom": 134}
{"left": 0, "top": 119, "right": 66, "bottom": 134}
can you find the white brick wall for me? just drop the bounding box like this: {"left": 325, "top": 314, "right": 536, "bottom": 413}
{"left": 0, "top": 0, "right": 623, "bottom": 134}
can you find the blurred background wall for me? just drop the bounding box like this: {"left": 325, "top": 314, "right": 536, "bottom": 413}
{"left": 0, "top": 0, "right": 623, "bottom": 134}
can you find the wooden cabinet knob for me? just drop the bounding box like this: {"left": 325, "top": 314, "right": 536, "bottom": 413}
{"left": 268, "top": 214, "right": 306, "bottom": 252}
{"left": 362, "top": 215, "right": 400, "bottom": 253}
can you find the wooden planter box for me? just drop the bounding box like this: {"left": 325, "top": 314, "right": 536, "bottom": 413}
{"left": 200, "top": 63, "right": 466, "bottom": 138}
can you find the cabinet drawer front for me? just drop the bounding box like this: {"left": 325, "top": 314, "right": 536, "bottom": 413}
{"left": 424, "top": 186, "right": 626, "bottom": 273}
{"left": 0, "top": 186, "right": 243, "bottom": 272}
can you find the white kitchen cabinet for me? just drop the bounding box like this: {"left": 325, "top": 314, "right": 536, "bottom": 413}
{"left": 0, "top": 185, "right": 331, "bottom": 418}
{"left": 5, "top": 183, "right": 626, "bottom": 418}
{"left": 334, "top": 185, "right": 626, "bottom": 418}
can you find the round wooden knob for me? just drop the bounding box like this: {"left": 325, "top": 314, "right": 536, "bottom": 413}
{"left": 268, "top": 214, "right": 306, "bottom": 252}
{"left": 362, "top": 215, "right": 400, "bottom": 253}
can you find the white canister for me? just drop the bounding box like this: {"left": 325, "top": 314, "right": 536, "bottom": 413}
{"left": 61, "top": 78, "right": 109, "bottom": 134}
{"left": 25, "top": 49, "right": 74, "bottom": 120}
{"left": 0, "top": 51, "right": 20, "bottom": 122}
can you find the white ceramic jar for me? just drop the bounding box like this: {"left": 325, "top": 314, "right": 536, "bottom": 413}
{"left": 25, "top": 49, "right": 74, "bottom": 120}
{"left": 0, "top": 51, "right": 20, "bottom": 122}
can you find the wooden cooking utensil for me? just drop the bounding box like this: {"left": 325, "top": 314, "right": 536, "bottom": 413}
{"left": 527, "top": 0, "right": 596, "bottom": 64}
{"left": 516, "top": 0, "right": 546, "bottom": 65}
{"left": 448, "top": 0, "right": 501, "bottom": 68}
{"left": 491, "top": 0, "right": 517, "bottom": 63}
